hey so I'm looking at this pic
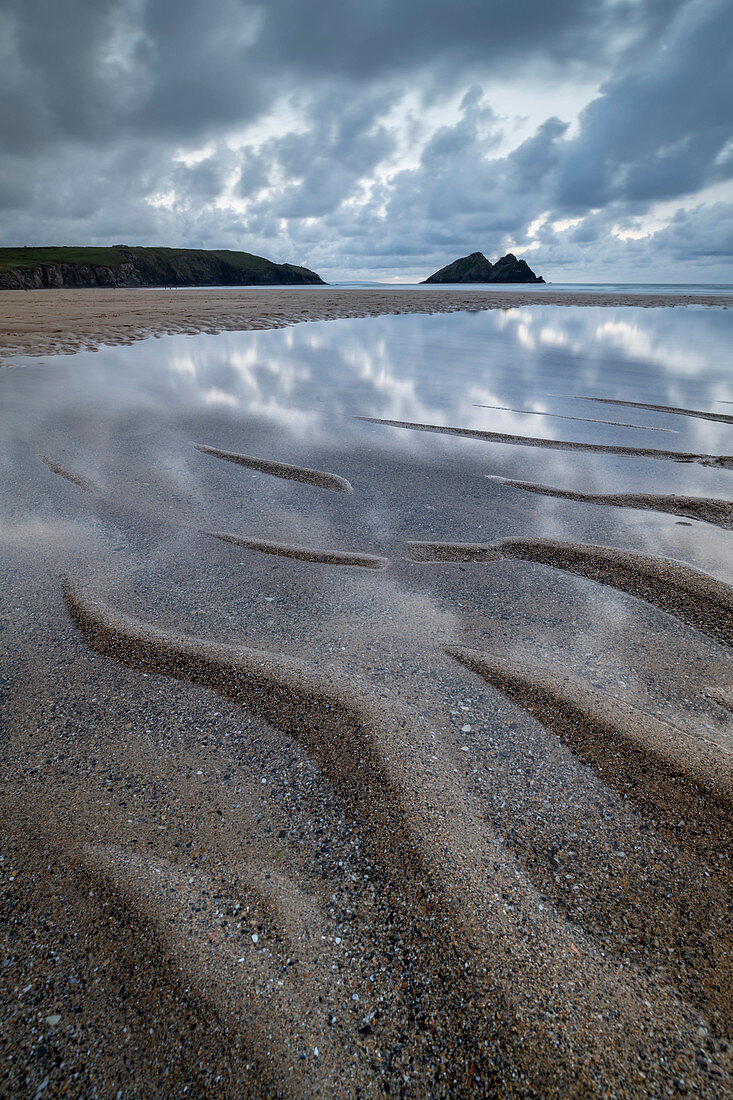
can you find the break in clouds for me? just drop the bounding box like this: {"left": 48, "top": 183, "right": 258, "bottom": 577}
{"left": 1, "top": 0, "right": 731, "bottom": 281}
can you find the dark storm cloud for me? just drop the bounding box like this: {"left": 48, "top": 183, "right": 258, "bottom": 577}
{"left": 258, "top": 0, "right": 686, "bottom": 81}
{"left": 554, "top": 0, "right": 733, "bottom": 210}
{"left": 0, "top": 0, "right": 685, "bottom": 154}
{"left": 0, "top": 0, "right": 729, "bottom": 278}
{"left": 650, "top": 203, "right": 733, "bottom": 261}
{"left": 0, "top": 0, "right": 268, "bottom": 151}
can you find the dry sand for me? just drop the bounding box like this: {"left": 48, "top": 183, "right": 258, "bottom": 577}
{"left": 0, "top": 285, "right": 730, "bottom": 362}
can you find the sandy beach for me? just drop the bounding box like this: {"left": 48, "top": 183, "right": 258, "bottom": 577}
{"left": 1, "top": 292, "right": 732, "bottom": 1097}
{"left": 0, "top": 285, "right": 730, "bottom": 362}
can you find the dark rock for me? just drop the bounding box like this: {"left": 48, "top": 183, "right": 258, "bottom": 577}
{"left": 422, "top": 250, "right": 543, "bottom": 284}
{"left": 489, "top": 253, "right": 544, "bottom": 283}
{"left": 0, "top": 246, "right": 326, "bottom": 290}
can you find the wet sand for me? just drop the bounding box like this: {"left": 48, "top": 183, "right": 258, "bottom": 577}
{"left": 2, "top": 297, "right": 733, "bottom": 1097}
{"left": 0, "top": 285, "right": 730, "bottom": 362}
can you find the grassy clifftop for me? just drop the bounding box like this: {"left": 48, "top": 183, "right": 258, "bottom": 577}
{"left": 0, "top": 246, "right": 325, "bottom": 287}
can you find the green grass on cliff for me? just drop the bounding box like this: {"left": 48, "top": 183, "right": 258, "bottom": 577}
{"left": 0, "top": 246, "right": 128, "bottom": 272}
{"left": 0, "top": 245, "right": 310, "bottom": 273}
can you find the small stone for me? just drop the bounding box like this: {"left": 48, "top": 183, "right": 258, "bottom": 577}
{"left": 461, "top": 724, "right": 471, "bottom": 733}
{"left": 45, "top": 1015, "right": 61, "bottom": 1026}
{"left": 252, "top": 933, "right": 259, "bottom": 943}
{"left": 358, "top": 1010, "right": 377, "bottom": 1035}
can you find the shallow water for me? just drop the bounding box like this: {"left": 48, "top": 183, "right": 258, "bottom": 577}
{"left": 2, "top": 305, "right": 732, "bottom": 1096}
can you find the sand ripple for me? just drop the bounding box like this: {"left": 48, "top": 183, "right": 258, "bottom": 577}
{"left": 409, "top": 536, "right": 733, "bottom": 646}
{"left": 355, "top": 416, "right": 733, "bottom": 467}
{"left": 449, "top": 647, "right": 733, "bottom": 806}
{"left": 38, "top": 454, "right": 98, "bottom": 493}
{"left": 472, "top": 403, "right": 678, "bottom": 432}
{"left": 488, "top": 475, "right": 733, "bottom": 529}
{"left": 205, "top": 530, "right": 387, "bottom": 568}
{"left": 196, "top": 444, "right": 354, "bottom": 492}
{"left": 554, "top": 394, "right": 733, "bottom": 425}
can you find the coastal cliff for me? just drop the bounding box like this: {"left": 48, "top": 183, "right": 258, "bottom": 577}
{"left": 0, "top": 246, "right": 325, "bottom": 289}
{"left": 422, "top": 251, "right": 544, "bottom": 284}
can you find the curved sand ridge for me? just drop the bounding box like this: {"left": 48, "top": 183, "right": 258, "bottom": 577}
{"left": 58, "top": 578, "right": 733, "bottom": 1095}
{"left": 205, "top": 530, "right": 387, "bottom": 568}
{"left": 408, "top": 537, "right": 733, "bottom": 646}
{"left": 448, "top": 648, "right": 733, "bottom": 807}
{"left": 38, "top": 454, "right": 99, "bottom": 494}
{"left": 472, "top": 403, "right": 678, "bottom": 432}
{"left": 196, "top": 444, "right": 354, "bottom": 492}
{"left": 60, "top": 576, "right": 409, "bottom": 869}
{"left": 355, "top": 416, "right": 733, "bottom": 467}
{"left": 554, "top": 394, "right": 733, "bottom": 425}
{"left": 488, "top": 475, "right": 733, "bottom": 529}
{"left": 407, "top": 541, "right": 503, "bottom": 563}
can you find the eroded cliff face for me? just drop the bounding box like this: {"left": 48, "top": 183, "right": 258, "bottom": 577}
{"left": 0, "top": 248, "right": 325, "bottom": 289}
{"left": 0, "top": 262, "right": 138, "bottom": 289}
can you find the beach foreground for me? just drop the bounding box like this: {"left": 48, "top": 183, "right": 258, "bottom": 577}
{"left": 1, "top": 299, "right": 732, "bottom": 1097}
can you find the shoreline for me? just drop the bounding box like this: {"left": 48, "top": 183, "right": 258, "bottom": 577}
{"left": 1, "top": 285, "right": 730, "bottom": 363}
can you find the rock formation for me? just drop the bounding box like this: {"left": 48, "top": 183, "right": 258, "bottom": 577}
{"left": 422, "top": 251, "right": 544, "bottom": 284}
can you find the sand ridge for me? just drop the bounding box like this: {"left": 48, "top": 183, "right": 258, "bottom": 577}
{"left": 487, "top": 475, "right": 733, "bottom": 529}
{"left": 205, "top": 530, "right": 388, "bottom": 568}
{"left": 410, "top": 535, "right": 733, "bottom": 647}
{"left": 196, "top": 443, "right": 354, "bottom": 492}
{"left": 448, "top": 647, "right": 733, "bottom": 806}
{"left": 37, "top": 454, "right": 99, "bottom": 494}
{"left": 356, "top": 414, "right": 733, "bottom": 467}
{"left": 554, "top": 394, "right": 733, "bottom": 425}
{"left": 472, "top": 403, "right": 679, "bottom": 432}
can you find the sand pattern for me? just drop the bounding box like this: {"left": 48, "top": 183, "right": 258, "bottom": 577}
{"left": 57, "top": 577, "right": 733, "bottom": 1096}
{"left": 196, "top": 443, "right": 354, "bottom": 492}
{"left": 411, "top": 535, "right": 733, "bottom": 646}
{"left": 355, "top": 415, "right": 733, "bottom": 467}
{"left": 38, "top": 454, "right": 99, "bottom": 494}
{"left": 206, "top": 530, "right": 387, "bottom": 568}
{"left": 553, "top": 394, "right": 733, "bottom": 425}
{"left": 472, "top": 403, "right": 678, "bottom": 432}
{"left": 487, "top": 475, "right": 733, "bottom": 529}
{"left": 448, "top": 648, "right": 733, "bottom": 806}
{"left": 493, "top": 537, "right": 733, "bottom": 647}
{"left": 60, "top": 577, "right": 412, "bottom": 867}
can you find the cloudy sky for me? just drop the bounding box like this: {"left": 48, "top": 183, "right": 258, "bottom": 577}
{"left": 1, "top": 0, "right": 731, "bottom": 282}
